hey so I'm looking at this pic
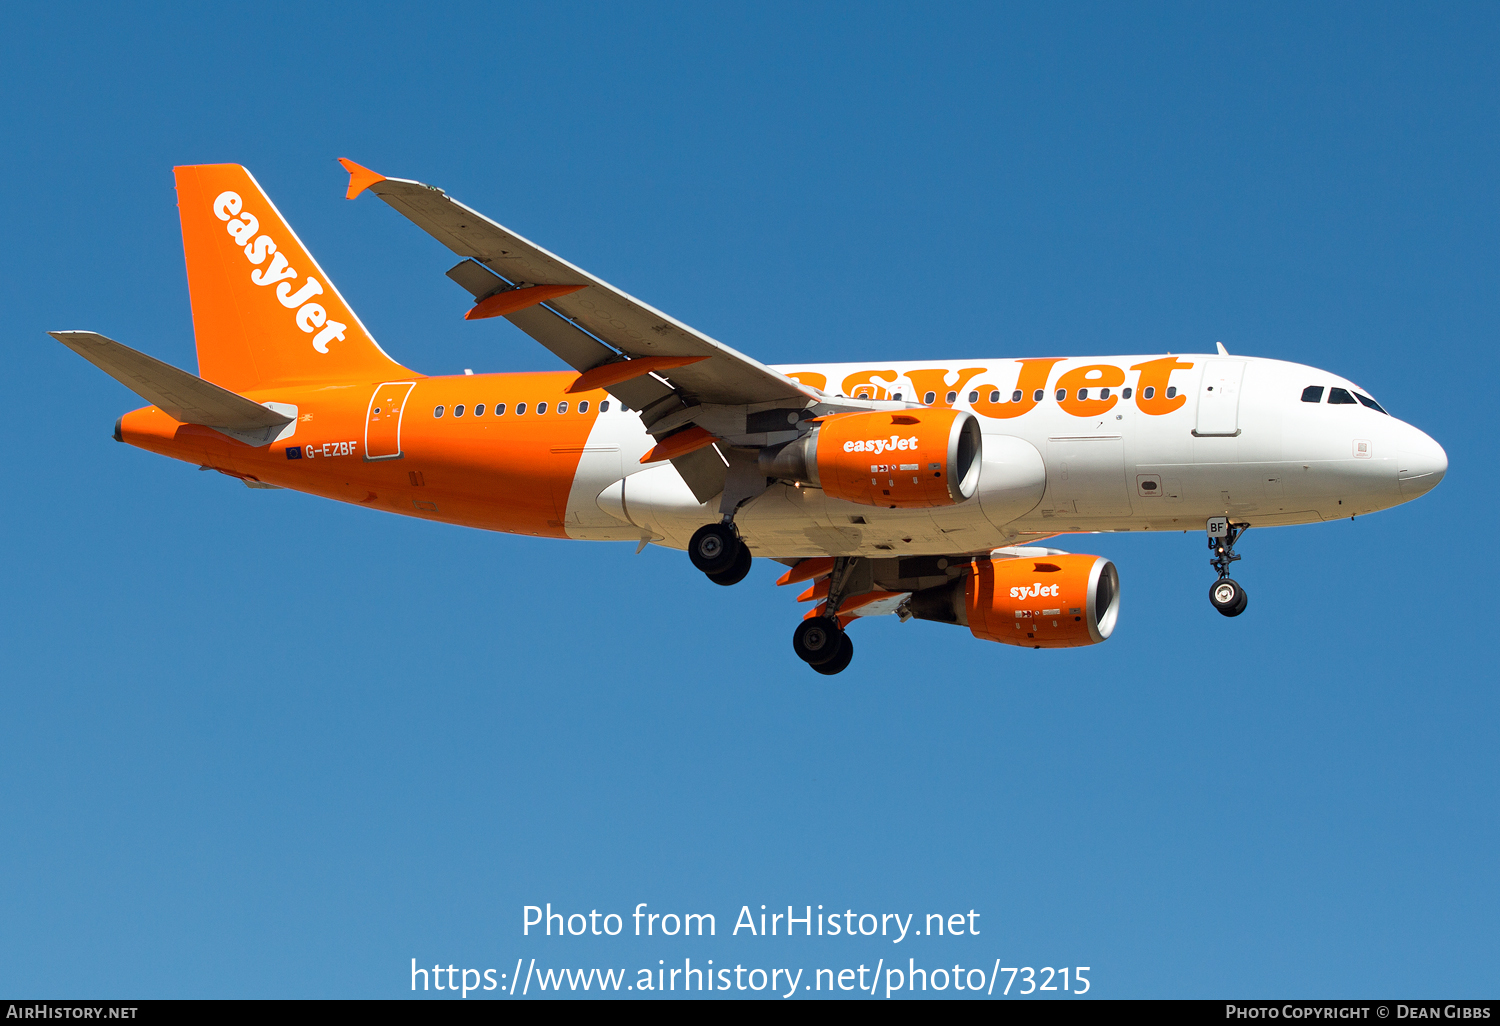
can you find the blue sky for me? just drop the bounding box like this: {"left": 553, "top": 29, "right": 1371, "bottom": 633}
{"left": 1, "top": 2, "right": 1494, "bottom": 999}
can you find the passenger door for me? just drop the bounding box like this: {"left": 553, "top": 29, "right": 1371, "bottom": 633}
{"left": 1194, "top": 360, "right": 1245, "bottom": 437}
{"left": 364, "top": 381, "right": 417, "bottom": 460}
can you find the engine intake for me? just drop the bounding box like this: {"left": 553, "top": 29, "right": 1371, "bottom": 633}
{"left": 759, "top": 409, "right": 982, "bottom": 508}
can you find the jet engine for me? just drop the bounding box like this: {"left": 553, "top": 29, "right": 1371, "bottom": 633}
{"left": 907, "top": 552, "right": 1120, "bottom": 648}
{"left": 758, "top": 409, "right": 982, "bottom": 508}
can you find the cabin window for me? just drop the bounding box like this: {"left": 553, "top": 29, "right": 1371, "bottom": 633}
{"left": 536, "top": 402, "right": 548, "bottom": 415}
{"left": 1099, "top": 387, "right": 1110, "bottom": 399}
{"left": 1012, "top": 390, "right": 1023, "bottom": 403}
{"left": 946, "top": 391, "right": 957, "bottom": 404}
{"left": 969, "top": 391, "right": 980, "bottom": 403}
{"left": 495, "top": 403, "right": 506, "bottom": 415}
{"left": 1055, "top": 388, "right": 1067, "bottom": 401}
{"left": 1142, "top": 386, "right": 1154, "bottom": 399}
{"left": 516, "top": 402, "right": 527, "bottom": 415}
{"left": 558, "top": 401, "right": 569, "bottom": 414}
{"left": 1032, "top": 389, "right": 1044, "bottom": 402}
{"left": 453, "top": 404, "right": 465, "bottom": 417}
{"left": 474, "top": 403, "right": 485, "bottom": 416}
{"left": 600, "top": 401, "right": 610, "bottom": 412}
{"left": 1329, "top": 387, "right": 1357, "bottom": 405}
{"left": 892, "top": 392, "right": 903, "bottom": 401}
{"left": 1166, "top": 386, "right": 1177, "bottom": 399}
{"left": 1354, "top": 392, "right": 1387, "bottom": 414}
{"left": 1122, "top": 387, "right": 1132, "bottom": 399}
{"left": 1301, "top": 385, "right": 1324, "bottom": 403}
{"left": 855, "top": 390, "right": 871, "bottom": 399}
{"left": 1077, "top": 388, "right": 1089, "bottom": 400}
{"left": 433, "top": 405, "right": 445, "bottom": 418}
{"left": 579, "top": 400, "right": 590, "bottom": 413}
{"left": 923, "top": 391, "right": 936, "bottom": 405}
{"left": 988, "top": 390, "right": 1000, "bottom": 403}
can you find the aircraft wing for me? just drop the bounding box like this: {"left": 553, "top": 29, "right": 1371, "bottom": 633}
{"left": 339, "top": 160, "right": 820, "bottom": 417}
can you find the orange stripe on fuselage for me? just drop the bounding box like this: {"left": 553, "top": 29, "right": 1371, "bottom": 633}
{"left": 117, "top": 371, "right": 606, "bottom": 538}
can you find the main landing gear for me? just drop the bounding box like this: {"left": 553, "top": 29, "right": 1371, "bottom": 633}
{"left": 689, "top": 522, "right": 752, "bottom": 586}
{"left": 791, "top": 556, "right": 858, "bottom": 675}
{"left": 794, "top": 619, "right": 854, "bottom": 675}
{"left": 1206, "top": 517, "right": 1249, "bottom": 617}
{"left": 688, "top": 451, "right": 771, "bottom": 588}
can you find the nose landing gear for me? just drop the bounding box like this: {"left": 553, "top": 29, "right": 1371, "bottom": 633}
{"left": 1207, "top": 517, "right": 1249, "bottom": 617}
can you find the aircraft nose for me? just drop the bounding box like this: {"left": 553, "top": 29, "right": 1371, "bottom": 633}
{"left": 1396, "top": 427, "right": 1447, "bottom": 501}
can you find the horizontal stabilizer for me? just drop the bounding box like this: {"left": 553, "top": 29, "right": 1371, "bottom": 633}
{"left": 50, "top": 331, "right": 294, "bottom": 443}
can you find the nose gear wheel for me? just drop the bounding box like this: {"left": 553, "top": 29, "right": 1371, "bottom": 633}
{"left": 1209, "top": 577, "right": 1248, "bottom": 617}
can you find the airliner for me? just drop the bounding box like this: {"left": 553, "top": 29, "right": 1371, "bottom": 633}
{"left": 51, "top": 161, "right": 1447, "bottom": 674}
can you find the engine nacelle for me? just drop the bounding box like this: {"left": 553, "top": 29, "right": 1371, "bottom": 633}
{"left": 908, "top": 553, "right": 1120, "bottom": 648}
{"left": 759, "top": 409, "right": 982, "bottom": 508}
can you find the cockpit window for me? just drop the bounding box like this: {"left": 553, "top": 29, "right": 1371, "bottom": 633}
{"left": 1354, "top": 392, "right": 1387, "bottom": 414}
{"left": 1301, "top": 386, "right": 1324, "bottom": 403}
{"left": 1328, "top": 387, "right": 1357, "bottom": 405}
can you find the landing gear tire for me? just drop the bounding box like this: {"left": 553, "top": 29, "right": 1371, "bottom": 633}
{"left": 793, "top": 616, "right": 845, "bottom": 666}
{"left": 707, "top": 542, "right": 753, "bottom": 586}
{"left": 688, "top": 523, "right": 740, "bottom": 576}
{"left": 1209, "top": 578, "right": 1248, "bottom": 617}
{"left": 810, "top": 633, "right": 854, "bottom": 675}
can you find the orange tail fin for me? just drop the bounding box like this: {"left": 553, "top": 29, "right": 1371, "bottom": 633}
{"left": 174, "top": 164, "right": 415, "bottom": 392}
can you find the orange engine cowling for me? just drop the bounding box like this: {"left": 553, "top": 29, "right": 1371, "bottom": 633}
{"left": 908, "top": 553, "right": 1120, "bottom": 648}
{"left": 757, "top": 409, "right": 982, "bottom": 508}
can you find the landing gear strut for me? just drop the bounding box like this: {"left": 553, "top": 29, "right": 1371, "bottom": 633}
{"left": 1206, "top": 517, "right": 1249, "bottom": 617}
{"left": 791, "top": 556, "right": 858, "bottom": 674}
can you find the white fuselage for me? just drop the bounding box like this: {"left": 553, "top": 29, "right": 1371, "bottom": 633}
{"left": 567, "top": 354, "right": 1447, "bottom": 558}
